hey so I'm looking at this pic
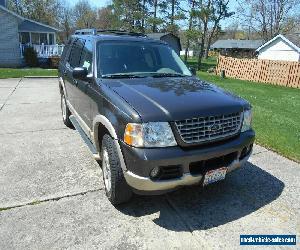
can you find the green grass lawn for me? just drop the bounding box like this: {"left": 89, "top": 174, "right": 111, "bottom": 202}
{"left": 183, "top": 56, "right": 218, "bottom": 72}
{"left": 0, "top": 68, "right": 58, "bottom": 79}
{"left": 188, "top": 56, "right": 218, "bottom": 72}
{"left": 197, "top": 71, "right": 300, "bottom": 162}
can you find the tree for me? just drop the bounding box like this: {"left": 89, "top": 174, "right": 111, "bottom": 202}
{"left": 184, "top": 0, "right": 197, "bottom": 62}
{"left": 159, "top": 0, "right": 185, "bottom": 34}
{"left": 196, "top": 0, "right": 212, "bottom": 70}
{"left": 7, "top": 0, "right": 62, "bottom": 27}
{"left": 111, "top": 0, "right": 145, "bottom": 31}
{"left": 58, "top": 2, "right": 74, "bottom": 42}
{"left": 194, "top": 0, "right": 233, "bottom": 69}
{"left": 73, "top": 0, "right": 97, "bottom": 29}
{"left": 237, "top": 0, "right": 300, "bottom": 40}
{"left": 147, "top": 0, "right": 164, "bottom": 32}
{"left": 204, "top": 0, "right": 233, "bottom": 58}
{"left": 96, "top": 6, "right": 119, "bottom": 30}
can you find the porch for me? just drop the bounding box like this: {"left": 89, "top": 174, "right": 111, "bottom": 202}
{"left": 19, "top": 31, "right": 64, "bottom": 58}
{"left": 20, "top": 43, "right": 65, "bottom": 58}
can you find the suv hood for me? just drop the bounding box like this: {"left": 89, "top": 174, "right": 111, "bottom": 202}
{"left": 102, "top": 77, "right": 249, "bottom": 122}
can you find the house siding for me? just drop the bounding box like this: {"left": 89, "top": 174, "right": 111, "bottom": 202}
{"left": 0, "top": 8, "right": 21, "bottom": 67}
{"left": 258, "top": 39, "right": 300, "bottom": 62}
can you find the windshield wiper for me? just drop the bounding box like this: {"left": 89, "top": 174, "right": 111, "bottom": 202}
{"left": 101, "top": 73, "right": 146, "bottom": 79}
{"left": 150, "top": 73, "right": 186, "bottom": 78}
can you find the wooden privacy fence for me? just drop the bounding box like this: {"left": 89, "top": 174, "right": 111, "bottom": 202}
{"left": 215, "top": 55, "right": 300, "bottom": 88}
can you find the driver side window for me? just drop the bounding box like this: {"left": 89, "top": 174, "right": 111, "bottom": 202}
{"left": 79, "top": 40, "right": 93, "bottom": 74}
{"left": 68, "top": 39, "right": 84, "bottom": 69}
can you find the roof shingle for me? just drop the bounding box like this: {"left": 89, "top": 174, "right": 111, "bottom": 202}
{"left": 211, "top": 39, "right": 264, "bottom": 49}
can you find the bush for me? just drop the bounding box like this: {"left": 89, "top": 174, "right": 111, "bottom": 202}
{"left": 24, "top": 47, "right": 39, "bottom": 67}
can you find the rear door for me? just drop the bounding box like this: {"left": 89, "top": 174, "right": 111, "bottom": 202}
{"left": 64, "top": 38, "right": 84, "bottom": 109}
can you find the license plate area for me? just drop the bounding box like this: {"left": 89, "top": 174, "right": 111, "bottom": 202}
{"left": 203, "top": 167, "right": 227, "bottom": 186}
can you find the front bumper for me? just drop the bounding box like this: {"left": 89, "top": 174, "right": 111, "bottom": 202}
{"left": 124, "top": 155, "right": 250, "bottom": 192}
{"left": 121, "top": 130, "right": 255, "bottom": 192}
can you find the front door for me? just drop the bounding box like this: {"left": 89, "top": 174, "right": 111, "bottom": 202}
{"left": 63, "top": 38, "right": 84, "bottom": 109}
{"left": 74, "top": 39, "right": 94, "bottom": 130}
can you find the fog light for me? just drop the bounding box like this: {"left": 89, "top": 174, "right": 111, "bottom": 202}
{"left": 150, "top": 166, "right": 160, "bottom": 178}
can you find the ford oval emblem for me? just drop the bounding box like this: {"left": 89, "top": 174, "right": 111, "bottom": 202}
{"left": 210, "top": 123, "right": 221, "bottom": 131}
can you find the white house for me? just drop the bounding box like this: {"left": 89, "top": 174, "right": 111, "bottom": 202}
{"left": 256, "top": 34, "right": 300, "bottom": 62}
{"left": 180, "top": 50, "right": 194, "bottom": 57}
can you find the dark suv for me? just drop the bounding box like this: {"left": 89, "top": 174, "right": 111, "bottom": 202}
{"left": 58, "top": 29, "right": 255, "bottom": 205}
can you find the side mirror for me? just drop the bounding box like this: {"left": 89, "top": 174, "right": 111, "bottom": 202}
{"left": 72, "top": 67, "right": 88, "bottom": 80}
{"left": 189, "top": 67, "right": 197, "bottom": 76}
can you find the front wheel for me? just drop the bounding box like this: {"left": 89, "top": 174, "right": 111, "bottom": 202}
{"left": 101, "top": 134, "right": 132, "bottom": 205}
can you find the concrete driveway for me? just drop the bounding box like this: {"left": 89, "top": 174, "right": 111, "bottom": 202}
{"left": 0, "top": 78, "right": 299, "bottom": 249}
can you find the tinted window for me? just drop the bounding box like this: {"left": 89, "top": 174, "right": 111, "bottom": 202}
{"left": 60, "top": 39, "right": 72, "bottom": 61}
{"left": 79, "top": 39, "right": 93, "bottom": 73}
{"left": 97, "top": 41, "right": 191, "bottom": 77}
{"left": 68, "top": 39, "right": 84, "bottom": 68}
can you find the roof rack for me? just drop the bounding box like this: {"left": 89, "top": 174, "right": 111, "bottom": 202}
{"left": 74, "top": 29, "right": 146, "bottom": 37}
{"left": 74, "top": 29, "right": 97, "bottom": 35}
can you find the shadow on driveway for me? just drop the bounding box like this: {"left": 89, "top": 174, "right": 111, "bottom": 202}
{"left": 117, "top": 162, "right": 284, "bottom": 232}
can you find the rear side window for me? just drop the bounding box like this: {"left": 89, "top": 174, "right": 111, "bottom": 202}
{"left": 79, "top": 40, "right": 93, "bottom": 73}
{"left": 68, "top": 39, "right": 84, "bottom": 68}
{"left": 60, "top": 39, "right": 72, "bottom": 62}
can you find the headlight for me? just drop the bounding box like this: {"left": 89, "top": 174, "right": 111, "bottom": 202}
{"left": 241, "top": 109, "right": 252, "bottom": 132}
{"left": 124, "top": 122, "right": 177, "bottom": 147}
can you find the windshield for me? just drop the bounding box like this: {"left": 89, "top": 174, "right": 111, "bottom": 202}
{"left": 97, "top": 41, "right": 192, "bottom": 78}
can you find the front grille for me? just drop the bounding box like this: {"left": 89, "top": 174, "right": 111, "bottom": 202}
{"left": 175, "top": 112, "right": 242, "bottom": 144}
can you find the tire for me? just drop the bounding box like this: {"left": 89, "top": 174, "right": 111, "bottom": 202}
{"left": 61, "top": 92, "right": 73, "bottom": 128}
{"left": 101, "top": 134, "right": 132, "bottom": 205}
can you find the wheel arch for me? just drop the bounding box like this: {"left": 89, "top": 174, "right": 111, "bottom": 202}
{"left": 93, "top": 115, "right": 127, "bottom": 171}
{"left": 58, "top": 77, "right": 66, "bottom": 95}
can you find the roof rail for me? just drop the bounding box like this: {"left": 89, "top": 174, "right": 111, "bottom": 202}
{"left": 74, "top": 29, "right": 97, "bottom": 35}
{"left": 96, "top": 29, "right": 147, "bottom": 37}
{"left": 74, "top": 29, "right": 146, "bottom": 37}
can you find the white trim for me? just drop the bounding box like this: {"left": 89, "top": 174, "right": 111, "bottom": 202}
{"left": 93, "top": 115, "right": 119, "bottom": 141}
{"left": 67, "top": 100, "right": 91, "bottom": 138}
{"left": 20, "top": 44, "right": 64, "bottom": 57}
{"left": 124, "top": 171, "right": 203, "bottom": 191}
{"left": 22, "top": 18, "right": 61, "bottom": 32}
{"left": 93, "top": 115, "right": 127, "bottom": 171}
{"left": 256, "top": 34, "right": 300, "bottom": 53}
{"left": 19, "top": 31, "right": 56, "bottom": 34}
{"left": 0, "top": 5, "right": 60, "bottom": 32}
{"left": 59, "top": 77, "right": 66, "bottom": 96}
{"left": 0, "top": 5, "right": 25, "bottom": 20}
